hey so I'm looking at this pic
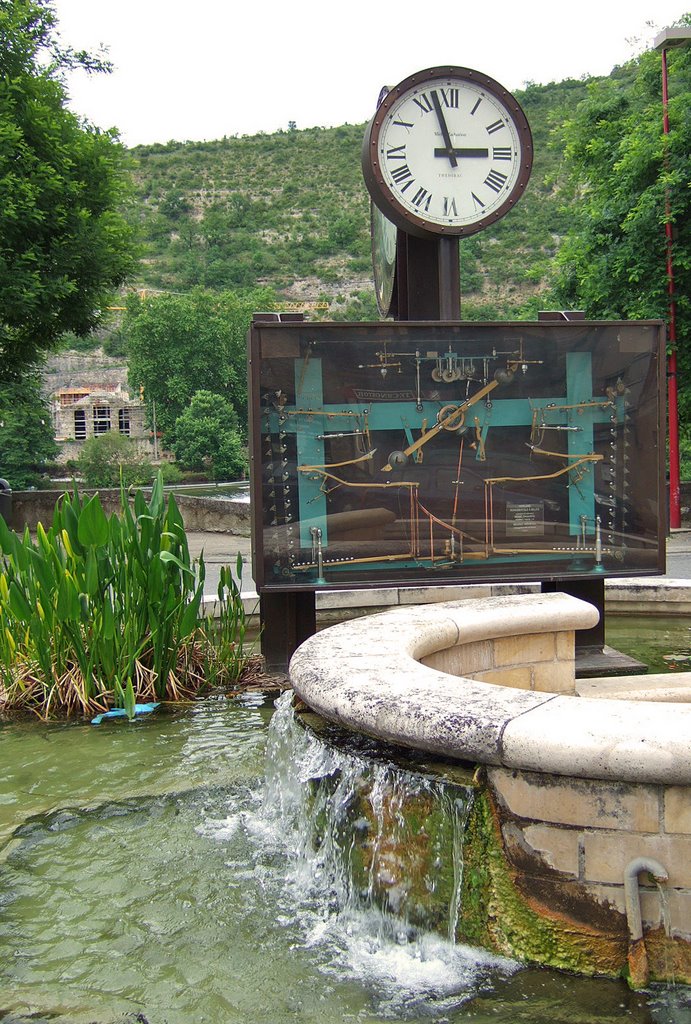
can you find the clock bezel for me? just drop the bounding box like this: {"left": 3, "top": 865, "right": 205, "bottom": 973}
{"left": 362, "top": 65, "right": 533, "bottom": 239}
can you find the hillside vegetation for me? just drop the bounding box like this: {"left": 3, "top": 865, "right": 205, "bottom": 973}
{"left": 126, "top": 76, "right": 601, "bottom": 320}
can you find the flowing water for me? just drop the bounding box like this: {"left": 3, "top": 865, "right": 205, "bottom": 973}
{"left": 0, "top": 693, "right": 689, "bottom": 1024}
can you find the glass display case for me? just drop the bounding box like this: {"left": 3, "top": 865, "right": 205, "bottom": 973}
{"left": 249, "top": 320, "right": 665, "bottom": 591}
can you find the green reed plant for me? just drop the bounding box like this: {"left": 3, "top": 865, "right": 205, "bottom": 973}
{"left": 0, "top": 475, "right": 252, "bottom": 718}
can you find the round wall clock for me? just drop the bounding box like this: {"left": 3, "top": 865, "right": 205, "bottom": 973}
{"left": 362, "top": 66, "right": 533, "bottom": 238}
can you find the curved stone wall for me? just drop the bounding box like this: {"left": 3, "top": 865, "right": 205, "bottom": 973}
{"left": 289, "top": 591, "right": 691, "bottom": 982}
{"left": 290, "top": 592, "right": 691, "bottom": 786}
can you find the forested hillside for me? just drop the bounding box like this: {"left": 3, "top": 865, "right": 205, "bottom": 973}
{"left": 126, "top": 76, "right": 601, "bottom": 319}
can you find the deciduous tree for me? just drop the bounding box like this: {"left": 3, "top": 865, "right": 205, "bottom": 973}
{"left": 552, "top": 28, "right": 691, "bottom": 425}
{"left": 125, "top": 287, "right": 274, "bottom": 443}
{"left": 0, "top": 0, "right": 136, "bottom": 381}
{"left": 0, "top": 374, "right": 57, "bottom": 488}
{"left": 172, "top": 390, "right": 247, "bottom": 481}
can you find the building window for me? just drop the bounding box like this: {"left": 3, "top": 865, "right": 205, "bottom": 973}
{"left": 118, "top": 408, "right": 131, "bottom": 436}
{"left": 74, "top": 409, "right": 87, "bottom": 440}
{"left": 93, "top": 405, "right": 111, "bottom": 435}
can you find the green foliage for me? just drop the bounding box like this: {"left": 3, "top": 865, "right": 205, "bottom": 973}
{"left": 551, "top": 33, "right": 691, "bottom": 426}
{"left": 172, "top": 390, "right": 247, "bottom": 481}
{"left": 680, "top": 428, "right": 691, "bottom": 481}
{"left": 0, "top": 0, "right": 136, "bottom": 382}
{"left": 0, "top": 474, "right": 252, "bottom": 717}
{"left": 0, "top": 371, "right": 58, "bottom": 488}
{"left": 125, "top": 287, "right": 274, "bottom": 441}
{"left": 76, "top": 432, "right": 153, "bottom": 488}
{"left": 124, "top": 85, "right": 594, "bottom": 320}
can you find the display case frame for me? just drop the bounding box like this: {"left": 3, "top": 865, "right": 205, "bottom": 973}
{"left": 249, "top": 320, "right": 665, "bottom": 593}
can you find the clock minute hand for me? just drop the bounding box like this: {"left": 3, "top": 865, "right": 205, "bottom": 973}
{"left": 430, "top": 90, "right": 457, "bottom": 168}
{"left": 433, "top": 148, "right": 489, "bottom": 159}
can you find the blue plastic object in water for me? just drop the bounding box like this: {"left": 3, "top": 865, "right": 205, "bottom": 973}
{"left": 91, "top": 703, "right": 160, "bottom": 726}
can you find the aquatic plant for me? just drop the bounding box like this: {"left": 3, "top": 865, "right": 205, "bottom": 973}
{"left": 0, "top": 475, "right": 252, "bottom": 718}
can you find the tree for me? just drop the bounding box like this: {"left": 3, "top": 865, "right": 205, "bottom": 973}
{"left": 172, "top": 390, "right": 247, "bottom": 481}
{"left": 551, "top": 29, "right": 691, "bottom": 427}
{"left": 125, "top": 287, "right": 275, "bottom": 444}
{"left": 0, "top": 0, "right": 136, "bottom": 382}
{"left": 76, "top": 432, "right": 153, "bottom": 489}
{"left": 0, "top": 373, "right": 58, "bottom": 488}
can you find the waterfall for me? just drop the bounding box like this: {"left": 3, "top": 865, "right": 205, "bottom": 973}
{"left": 253, "top": 692, "right": 518, "bottom": 1013}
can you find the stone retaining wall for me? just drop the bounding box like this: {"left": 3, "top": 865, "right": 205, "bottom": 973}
{"left": 488, "top": 767, "right": 690, "bottom": 945}
{"left": 9, "top": 489, "right": 251, "bottom": 536}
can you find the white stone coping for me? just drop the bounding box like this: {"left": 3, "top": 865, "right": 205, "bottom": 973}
{"left": 289, "top": 592, "right": 691, "bottom": 786}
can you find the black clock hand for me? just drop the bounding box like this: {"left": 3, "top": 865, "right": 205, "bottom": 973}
{"left": 433, "top": 148, "right": 489, "bottom": 159}
{"left": 430, "top": 90, "right": 457, "bottom": 168}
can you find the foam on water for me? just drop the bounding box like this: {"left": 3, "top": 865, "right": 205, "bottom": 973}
{"left": 201, "top": 692, "right": 519, "bottom": 1019}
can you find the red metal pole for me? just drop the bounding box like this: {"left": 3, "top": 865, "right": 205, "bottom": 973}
{"left": 661, "top": 46, "right": 682, "bottom": 529}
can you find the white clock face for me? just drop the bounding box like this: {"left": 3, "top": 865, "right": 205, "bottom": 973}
{"left": 365, "top": 69, "right": 532, "bottom": 237}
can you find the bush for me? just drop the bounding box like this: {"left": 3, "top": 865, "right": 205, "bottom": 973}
{"left": 77, "top": 433, "right": 153, "bottom": 488}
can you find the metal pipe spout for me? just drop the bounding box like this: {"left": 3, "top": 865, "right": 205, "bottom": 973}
{"left": 624, "top": 856, "right": 669, "bottom": 989}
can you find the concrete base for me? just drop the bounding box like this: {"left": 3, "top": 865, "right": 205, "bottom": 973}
{"left": 575, "top": 644, "right": 648, "bottom": 678}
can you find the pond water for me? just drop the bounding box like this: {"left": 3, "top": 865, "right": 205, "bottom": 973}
{"left": 1, "top": 692, "right": 689, "bottom": 1024}
{"left": 606, "top": 616, "right": 691, "bottom": 674}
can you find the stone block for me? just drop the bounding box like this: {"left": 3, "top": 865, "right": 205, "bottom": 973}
{"left": 666, "top": 890, "right": 691, "bottom": 939}
{"left": 475, "top": 666, "right": 533, "bottom": 690}
{"left": 664, "top": 786, "right": 691, "bottom": 835}
{"left": 488, "top": 767, "right": 660, "bottom": 833}
{"left": 316, "top": 588, "right": 398, "bottom": 610}
{"left": 501, "top": 695, "right": 691, "bottom": 785}
{"left": 531, "top": 660, "right": 576, "bottom": 694}
{"left": 493, "top": 631, "right": 555, "bottom": 666}
{"left": 582, "top": 832, "right": 691, "bottom": 887}
{"left": 422, "top": 639, "right": 493, "bottom": 676}
{"left": 520, "top": 823, "right": 581, "bottom": 876}
{"left": 398, "top": 585, "right": 491, "bottom": 605}
{"left": 556, "top": 630, "right": 575, "bottom": 661}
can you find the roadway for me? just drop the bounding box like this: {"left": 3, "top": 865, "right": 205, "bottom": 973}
{"left": 187, "top": 528, "right": 691, "bottom": 598}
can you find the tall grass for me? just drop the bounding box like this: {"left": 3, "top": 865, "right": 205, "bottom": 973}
{"left": 0, "top": 475, "right": 252, "bottom": 718}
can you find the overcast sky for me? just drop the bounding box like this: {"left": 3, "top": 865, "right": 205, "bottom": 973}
{"left": 53, "top": 0, "right": 688, "bottom": 147}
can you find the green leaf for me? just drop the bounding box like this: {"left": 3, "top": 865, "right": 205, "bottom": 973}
{"left": 8, "top": 581, "right": 33, "bottom": 621}
{"left": 85, "top": 547, "right": 99, "bottom": 596}
{"left": 77, "top": 495, "right": 110, "bottom": 548}
{"left": 159, "top": 550, "right": 195, "bottom": 575}
{"left": 179, "top": 583, "right": 203, "bottom": 637}
{"left": 124, "top": 678, "right": 136, "bottom": 720}
{"left": 56, "top": 572, "right": 81, "bottom": 622}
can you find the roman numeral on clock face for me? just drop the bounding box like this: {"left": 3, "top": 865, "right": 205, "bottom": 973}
{"left": 386, "top": 145, "right": 406, "bottom": 161}
{"left": 471, "top": 192, "right": 486, "bottom": 210}
{"left": 391, "top": 164, "right": 413, "bottom": 185}
{"left": 484, "top": 169, "right": 508, "bottom": 193}
{"left": 485, "top": 119, "right": 505, "bottom": 135}
{"left": 412, "top": 187, "right": 432, "bottom": 211}
{"left": 492, "top": 147, "right": 512, "bottom": 160}
{"left": 413, "top": 92, "right": 434, "bottom": 114}
{"left": 438, "top": 88, "right": 459, "bottom": 108}
{"left": 443, "top": 196, "right": 458, "bottom": 217}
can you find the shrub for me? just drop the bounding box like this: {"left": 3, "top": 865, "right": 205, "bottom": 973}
{"left": 77, "top": 433, "right": 153, "bottom": 488}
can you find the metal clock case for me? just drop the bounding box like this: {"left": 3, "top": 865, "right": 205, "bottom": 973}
{"left": 362, "top": 66, "right": 533, "bottom": 238}
{"left": 249, "top": 320, "right": 664, "bottom": 592}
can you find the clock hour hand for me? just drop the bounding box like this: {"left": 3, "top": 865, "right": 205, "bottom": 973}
{"left": 430, "top": 90, "right": 457, "bottom": 168}
{"left": 433, "top": 147, "right": 489, "bottom": 159}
